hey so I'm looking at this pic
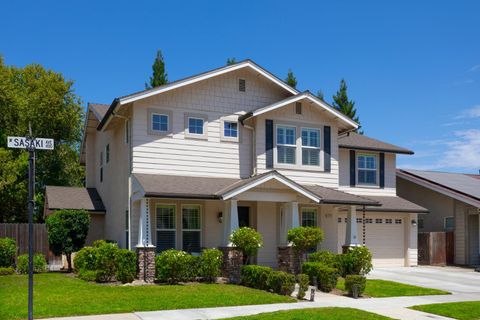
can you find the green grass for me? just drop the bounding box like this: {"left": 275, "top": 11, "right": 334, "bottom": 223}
{"left": 0, "top": 273, "right": 295, "bottom": 320}
{"left": 336, "top": 279, "right": 450, "bottom": 298}
{"left": 411, "top": 301, "right": 480, "bottom": 320}
{"left": 223, "top": 307, "right": 393, "bottom": 320}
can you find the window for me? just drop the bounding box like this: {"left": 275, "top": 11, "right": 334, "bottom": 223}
{"left": 301, "top": 208, "right": 317, "bottom": 227}
{"left": 105, "top": 144, "right": 110, "bottom": 163}
{"left": 156, "top": 205, "right": 176, "bottom": 252}
{"left": 444, "top": 217, "right": 454, "bottom": 230}
{"left": 365, "top": 218, "right": 373, "bottom": 224}
{"left": 385, "top": 219, "right": 393, "bottom": 224}
{"left": 395, "top": 219, "right": 402, "bottom": 224}
{"left": 338, "top": 217, "right": 342, "bottom": 223}
{"left": 152, "top": 113, "right": 169, "bottom": 132}
{"left": 188, "top": 117, "right": 204, "bottom": 135}
{"left": 125, "top": 120, "right": 129, "bottom": 144}
{"left": 375, "top": 218, "right": 383, "bottom": 224}
{"left": 182, "top": 205, "right": 201, "bottom": 253}
{"left": 224, "top": 121, "right": 238, "bottom": 138}
{"left": 356, "top": 218, "right": 363, "bottom": 223}
{"left": 357, "top": 154, "right": 377, "bottom": 185}
{"left": 239, "top": 78, "right": 246, "bottom": 92}
{"left": 301, "top": 128, "right": 320, "bottom": 166}
{"left": 277, "top": 126, "right": 296, "bottom": 164}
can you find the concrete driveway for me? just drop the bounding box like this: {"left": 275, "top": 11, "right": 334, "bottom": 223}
{"left": 370, "top": 266, "right": 480, "bottom": 294}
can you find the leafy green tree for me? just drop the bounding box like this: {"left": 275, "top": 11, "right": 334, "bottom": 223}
{"left": 46, "top": 209, "right": 90, "bottom": 272}
{"left": 0, "top": 56, "right": 85, "bottom": 222}
{"left": 285, "top": 69, "right": 297, "bottom": 88}
{"left": 226, "top": 58, "right": 237, "bottom": 65}
{"left": 332, "top": 79, "right": 360, "bottom": 126}
{"left": 146, "top": 50, "right": 168, "bottom": 88}
{"left": 287, "top": 226, "right": 324, "bottom": 264}
{"left": 230, "top": 227, "right": 263, "bottom": 264}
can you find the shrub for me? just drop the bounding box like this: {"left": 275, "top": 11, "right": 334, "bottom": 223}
{"left": 0, "top": 238, "right": 16, "bottom": 268}
{"left": 302, "top": 262, "right": 339, "bottom": 292}
{"left": 155, "top": 249, "right": 196, "bottom": 284}
{"left": 308, "top": 251, "right": 338, "bottom": 267}
{"left": 297, "top": 273, "right": 310, "bottom": 299}
{"left": 230, "top": 227, "right": 263, "bottom": 264}
{"left": 338, "top": 246, "right": 373, "bottom": 277}
{"left": 287, "top": 227, "right": 324, "bottom": 265}
{"left": 345, "top": 275, "right": 367, "bottom": 297}
{"left": 240, "top": 265, "right": 272, "bottom": 290}
{"left": 73, "top": 246, "right": 97, "bottom": 271}
{"left": 77, "top": 269, "right": 97, "bottom": 282}
{"left": 17, "top": 254, "right": 47, "bottom": 274}
{"left": 0, "top": 267, "right": 15, "bottom": 275}
{"left": 94, "top": 241, "right": 118, "bottom": 282}
{"left": 267, "top": 271, "right": 295, "bottom": 296}
{"left": 115, "top": 249, "right": 137, "bottom": 283}
{"left": 198, "top": 248, "right": 222, "bottom": 282}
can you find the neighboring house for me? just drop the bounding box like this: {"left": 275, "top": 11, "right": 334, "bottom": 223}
{"left": 45, "top": 60, "right": 426, "bottom": 277}
{"left": 397, "top": 169, "right": 480, "bottom": 266}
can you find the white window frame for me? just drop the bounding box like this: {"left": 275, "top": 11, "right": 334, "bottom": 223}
{"left": 301, "top": 207, "right": 318, "bottom": 227}
{"left": 356, "top": 153, "right": 379, "bottom": 186}
{"left": 181, "top": 204, "right": 202, "bottom": 253}
{"left": 155, "top": 204, "right": 177, "bottom": 252}
{"left": 275, "top": 124, "right": 297, "bottom": 165}
{"left": 220, "top": 119, "right": 240, "bottom": 142}
{"left": 148, "top": 108, "right": 172, "bottom": 136}
{"left": 301, "top": 127, "right": 321, "bottom": 167}
{"left": 444, "top": 216, "right": 454, "bottom": 230}
{"left": 184, "top": 113, "right": 208, "bottom": 139}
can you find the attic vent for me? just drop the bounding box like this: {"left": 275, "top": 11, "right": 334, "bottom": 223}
{"left": 239, "top": 79, "right": 246, "bottom": 92}
{"left": 295, "top": 102, "right": 302, "bottom": 114}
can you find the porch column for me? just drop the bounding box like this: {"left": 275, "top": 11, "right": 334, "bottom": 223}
{"left": 223, "top": 199, "right": 239, "bottom": 246}
{"left": 136, "top": 198, "right": 155, "bottom": 283}
{"left": 406, "top": 213, "right": 418, "bottom": 266}
{"left": 220, "top": 199, "right": 242, "bottom": 283}
{"left": 278, "top": 201, "right": 300, "bottom": 273}
{"left": 343, "top": 205, "right": 360, "bottom": 252}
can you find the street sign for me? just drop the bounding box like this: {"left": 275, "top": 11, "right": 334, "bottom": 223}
{"left": 7, "top": 136, "right": 54, "bottom": 150}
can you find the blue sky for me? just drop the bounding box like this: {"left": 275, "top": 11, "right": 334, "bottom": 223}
{"left": 1, "top": 1, "right": 479, "bottom": 173}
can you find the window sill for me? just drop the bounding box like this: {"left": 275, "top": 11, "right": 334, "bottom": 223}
{"left": 274, "top": 164, "right": 327, "bottom": 173}
{"left": 220, "top": 136, "right": 239, "bottom": 143}
{"left": 355, "top": 184, "right": 381, "bottom": 189}
{"left": 184, "top": 133, "right": 208, "bottom": 140}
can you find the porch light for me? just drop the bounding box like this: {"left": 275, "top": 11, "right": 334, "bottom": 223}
{"left": 217, "top": 212, "right": 223, "bottom": 223}
{"left": 411, "top": 219, "right": 417, "bottom": 226}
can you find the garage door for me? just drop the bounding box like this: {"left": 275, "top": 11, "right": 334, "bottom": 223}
{"left": 338, "top": 214, "right": 405, "bottom": 267}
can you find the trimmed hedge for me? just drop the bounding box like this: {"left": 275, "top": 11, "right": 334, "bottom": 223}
{"left": 240, "top": 265, "right": 272, "bottom": 290}
{"left": 17, "top": 254, "right": 47, "bottom": 274}
{"left": 345, "top": 275, "right": 366, "bottom": 297}
{"left": 266, "top": 271, "right": 295, "bottom": 296}
{"left": 155, "top": 249, "right": 197, "bottom": 284}
{"left": 297, "top": 273, "right": 309, "bottom": 299}
{"left": 0, "top": 267, "right": 15, "bottom": 275}
{"left": 302, "top": 262, "right": 339, "bottom": 292}
{"left": 77, "top": 269, "right": 97, "bottom": 282}
{"left": 308, "top": 251, "right": 338, "bottom": 267}
{"left": 94, "top": 241, "right": 118, "bottom": 282}
{"left": 0, "top": 238, "right": 16, "bottom": 268}
{"left": 198, "top": 248, "right": 222, "bottom": 283}
{"left": 115, "top": 249, "right": 137, "bottom": 283}
{"left": 73, "top": 246, "right": 97, "bottom": 271}
{"left": 337, "top": 246, "right": 373, "bottom": 277}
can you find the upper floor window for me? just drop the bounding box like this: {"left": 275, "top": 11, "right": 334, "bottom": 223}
{"left": 152, "top": 113, "right": 169, "bottom": 132}
{"left": 301, "top": 128, "right": 320, "bottom": 166}
{"left": 188, "top": 117, "right": 204, "bottom": 135}
{"left": 277, "top": 125, "right": 296, "bottom": 164}
{"left": 224, "top": 121, "right": 238, "bottom": 138}
{"left": 105, "top": 144, "right": 110, "bottom": 163}
{"left": 357, "top": 154, "right": 377, "bottom": 185}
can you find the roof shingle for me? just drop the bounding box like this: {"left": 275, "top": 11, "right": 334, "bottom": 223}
{"left": 338, "top": 132, "right": 414, "bottom": 154}
{"left": 45, "top": 186, "right": 105, "bottom": 212}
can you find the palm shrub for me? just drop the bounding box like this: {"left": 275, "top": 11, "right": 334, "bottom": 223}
{"left": 0, "top": 238, "right": 16, "bottom": 268}
{"left": 287, "top": 227, "right": 324, "bottom": 265}
{"left": 198, "top": 248, "right": 222, "bottom": 282}
{"left": 230, "top": 227, "right": 263, "bottom": 264}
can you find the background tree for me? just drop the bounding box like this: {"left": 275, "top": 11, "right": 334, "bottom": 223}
{"left": 332, "top": 79, "right": 361, "bottom": 128}
{"left": 285, "top": 69, "right": 297, "bottom": 88}
{"left": 0, "top": 56, "right": 85, "bottom": 222}
{"left": 146, "top": 50, "right": 168, "bottom": 88}
{"left": 46, "top": 209, "right": 90, "bottom": 272}
{"left": 317, "top": 90, "right": 325, "bottom": 101}
{"left": 226, "top": 57, "right": 237, "bottom": 65}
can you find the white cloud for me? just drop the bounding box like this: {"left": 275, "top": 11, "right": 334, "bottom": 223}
{"left": 469, "top": 65, "right": 480, "bottom": 72}
{"left": 455, "top": 105, "right": 480, "bottom": 119}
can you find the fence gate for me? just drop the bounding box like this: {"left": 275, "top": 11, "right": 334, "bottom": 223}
{"left": 418, "top": 231, "right": 454, "bottom": 266}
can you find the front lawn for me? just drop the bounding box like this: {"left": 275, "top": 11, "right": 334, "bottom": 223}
{"left": 0, "top": 273, "right": 295, "bottom": 320}
{"left": 411, "top": 301, "right": 480, "bottom": 320}
{"left": 336, "top": 279, "right": 450, "bottom": 298}
{"left": 223, "top": 307, "right": 393, "bottom": 320}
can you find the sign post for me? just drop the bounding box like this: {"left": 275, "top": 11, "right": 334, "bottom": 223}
{"left": 7, "top": 131, "right": 54, "bottom": 320}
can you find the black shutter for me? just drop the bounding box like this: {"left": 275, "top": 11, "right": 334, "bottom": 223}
{"left": 349, "top": 150, "right": 356, "bottom": 186}
{"left": 323, "top": 126, "right": 331, "bottom": 172}
{"left": 379, "top": 152, "right": 385, "bottom": 188}
{"left": 265, "top": 119, "right": 273, "bottom": 169}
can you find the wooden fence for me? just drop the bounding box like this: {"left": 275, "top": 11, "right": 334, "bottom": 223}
{"left": 0, "top": 223, "right": 51, "bottom": 258}
{"left": 418, "top": 231, "right": 454, "bottom": 266}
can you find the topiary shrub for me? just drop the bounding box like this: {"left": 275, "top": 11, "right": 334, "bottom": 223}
{"left": 0, "top": 267, "right": 15, "bottom": 275}
{"left": 302, "top": 262, "right": 339, "bottom": 292}
{"left": 17, "top": 254, "right": 47, "bottom": 274}
{"left": 0, "top": 238, "right": 17, "bottom": 268}
{"left": 230, "top": 227, "right": 263, "bottom": 264}
{"left": 73, "top": 246, "right": 97, "bottom": 271}
{"left": 287, "top": 227, "right": 324, "bottom": 265}
{"left": 338, "top": 246, "right": 373, "bottom": 277}
{"left": 115, "top": 249, "right": 137, "bottom": 284}
{"left": 297, "top": 273, "right": 310, "bottom": 299}
{"left": 77, "top": 269, "right": 97, "bottom": 282}
{"left": 345, "top": 274, "right": 367, "bottom": 297}
{"left": 94, "top": 241, "right": 118, "bottom": 282}
{"left": 266, "top": 270, "right": 295, "bottom": 296}
{"left": 308, "top": 250, "right": 338, "bottom": 267}
{"left": 198, "top": 248, "right": 222, "bottom": 283}
{"left": 240, "top": 265, "right": 272, "bottom": 290}
{"left": 155, "top": 249, "right": 196, "bottom": 284}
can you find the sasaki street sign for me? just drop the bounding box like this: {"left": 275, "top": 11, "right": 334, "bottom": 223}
{"left": 7, "top": 136, "right": 54, "bottom": 150}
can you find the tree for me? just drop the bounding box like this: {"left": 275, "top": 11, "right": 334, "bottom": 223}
{"left": 0, "top": 56, "right": 85, "bottom": 222}
{"left": 332, "top": 79, "right": 361, "bottom": 127}
{"left": 287, "top": 226, "right": 324, "bottom": 265}
{"left": 46, "top": 209, "right": 90, "bottom": 272}
{"left": 146, "top": 50, "right": 168, "bottom": 88}
{"left": 230, "top": 227, "right": 263, "bottom": 264}
{"left": 285, "top": 69, "right": 297, "bottom": 88}
{"left": 316, "top": 90, "right": 324, "bottom": 101}
{"left": 226, "top": 58, "right": 237, "bottom": 65}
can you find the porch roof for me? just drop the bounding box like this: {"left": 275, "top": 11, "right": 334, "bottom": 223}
{"left": 45, "top": 186, "right": 106, "bottom": 213}
{"left": 365, "top": 195, "right": 428, "bottom": 213}
{"left": 133, "top": 171, "right": 379, "bottom": 206}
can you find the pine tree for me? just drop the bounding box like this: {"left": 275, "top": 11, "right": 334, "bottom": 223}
{"left": 285, "top": 69, "right": 297, "bottom": 88}
{"left": 317, "top": 90, "right": 324, "bottom": 101}
{"left": 146, "top": 50, "right": 168, "bottom": 89}
{"left": 332, "top": 79, "right": 360, "bottom": 127}
{"left": 226, "top": 58, "right": 237, "bottom": 65}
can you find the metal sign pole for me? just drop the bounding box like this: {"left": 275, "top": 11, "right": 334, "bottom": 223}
{"left": 27, "top": 129, "right": 35, "bottom": 320}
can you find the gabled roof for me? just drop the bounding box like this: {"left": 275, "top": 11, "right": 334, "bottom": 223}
{"left": 89, "top": 103, "right": 109, "bottom": 121}
{"left": 238, "top": 91, "right": 359, "bottom": 131}
{"left": 45, "top": 186, "right": 105, "bottom": 213}
{"left": 365, "top": 195, "right": 428, "bottom": 213}
{"left": 338, "top": 132, "right": 414, "bottom": 154}
{"left": 397, "top": 169, "right": 480, "bottom": 208}
{"left": 98, "top": 59, "right": 299, "bottom": 131}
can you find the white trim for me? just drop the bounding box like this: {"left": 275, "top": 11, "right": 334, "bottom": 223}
{"left": 222, "top": 172, "right": 320, "bottom": 203}
{"left": 180, "top": 204, "right": 202, "bottom": 252}
{"left": 155, "top": 203, "right": 177, "bottom": 251}
{"left": 276, "top": 124, "right": 297, "bottom": 165}
{"left": 301, "top": 207, "right": 318, "bottom": 227}
{"left": 301, "top": 127, "right": 321, "bottom": 167}
{"left": 220, "top": 118, "right": 240, "bottom": 142}
{"left": 356, "top": 153, "right": 379, "bottom": 187}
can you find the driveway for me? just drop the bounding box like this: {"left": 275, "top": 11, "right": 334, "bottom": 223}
{"left": 370, "top": 266, "right": 480, "bottom": 294}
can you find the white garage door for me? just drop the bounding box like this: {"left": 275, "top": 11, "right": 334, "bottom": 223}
{"left": 337, "top": 214, "right": 405, "bottom": 267}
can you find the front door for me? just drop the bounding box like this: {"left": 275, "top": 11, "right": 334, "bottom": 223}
{"left": 238, "top": 206, "right": 250, "bottom": 228}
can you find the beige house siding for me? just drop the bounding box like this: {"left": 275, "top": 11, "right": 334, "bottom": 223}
{"left": 455, "top": 200, "right": 467, "bottom": 264}
{"left": 256, "top": 202, "right": 278, "bottom": 267}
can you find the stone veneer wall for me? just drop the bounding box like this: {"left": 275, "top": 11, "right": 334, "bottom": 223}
{"left": 137, "top": 246, "right": 156, "bottom": 283}
{"left": 219, "top": 247, "right": 243, "bottom": 283}
{"left": 277, "top": 246, "right": 300, "bottom": 274}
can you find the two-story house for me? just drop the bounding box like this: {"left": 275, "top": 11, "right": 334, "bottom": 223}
{"left": 45, "top": 60, "right": 426, "bottom": 280}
